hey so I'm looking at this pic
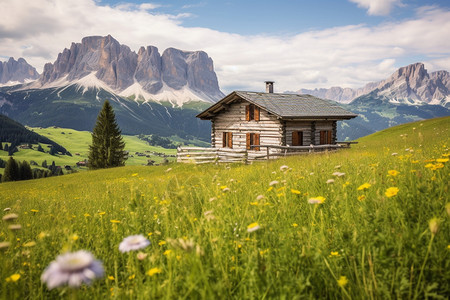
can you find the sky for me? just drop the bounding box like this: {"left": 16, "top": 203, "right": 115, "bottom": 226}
{"left": 1, "top": 0, "right": 449, "bottom": 93}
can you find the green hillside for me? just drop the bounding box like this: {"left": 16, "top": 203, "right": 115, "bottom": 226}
{"left": 0, "top": 127, "right": 176, "bottom": 175}
{"left": 0, "top": 117, "right": 449, "bottom": 299}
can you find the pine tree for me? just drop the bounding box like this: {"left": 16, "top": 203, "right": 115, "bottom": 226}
{"left": 3, "top": 157, "right": 19, "bottom": 182}
{"left": 0, "top": 141, "right": 3, "bottom": 151}
{"left": 19, "top": 160, "right": 33, "bottom": 180}
{"left": 88, "top": 100, "right": 126, "bottom": 169}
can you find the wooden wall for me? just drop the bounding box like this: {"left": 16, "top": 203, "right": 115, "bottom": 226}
{"left": 211, "top": 99, "right": 337, "bottom": 149}
{"left": 212, "top": 100, "right": 282, "bottom": 150}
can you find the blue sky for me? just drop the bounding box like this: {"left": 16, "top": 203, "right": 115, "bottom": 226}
{"left": 1, "top": 0, "right": 450, "bottom": 93}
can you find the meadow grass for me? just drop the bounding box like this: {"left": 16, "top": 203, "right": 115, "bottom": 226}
{"left": 0, "top": 117, "right": 449, "bottom": 299}
{"left": 0, "top": 127, "right": 177, "bottom": 174}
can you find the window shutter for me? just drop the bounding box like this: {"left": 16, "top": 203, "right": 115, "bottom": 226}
{"left": 255, "top": 133, "right": 260, "bottom": 151}
{"left": 292, "top": 131, "right": 299, "bottom": 146}
{"left": 222, "top": 132, "right": 226, "bottom": 147}
{"left": 320, "top": 131, "right": 325, "bottom": 144}
{"left": 228, "top": 132, "right": 233, "bottom": 148}
{"left": 245, "top": 105, "right": 250, "bottom": 121}
{"left": 327, "top": 130, "right": 332, "bottom": 144}
{"left": 246, "top": 133, "right": 251, "bottom": 150}
{"left": 254, "top": 106, "right": 260, "bottom": 121}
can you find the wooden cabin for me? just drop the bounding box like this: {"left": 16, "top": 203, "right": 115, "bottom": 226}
{"left": 196, "top": 82, "right": 357, "bottom": 152}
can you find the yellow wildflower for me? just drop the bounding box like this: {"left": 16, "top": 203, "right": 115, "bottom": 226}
{"left": 388, "top": 170, "right": 400, "bottom": 176}
{"left": 110, "top": 220, "right": 121, "bottom": 223}
{"left": 71, "top": 234, "right": 79, "bottom": 241}
{"left": 108, "top": 276, "right": 115, "bottom": 280}
{"left": 357, "top": 183, "right": 371, "bottom": 191}
{"left": 5, "top": 274, "right": 20, "bottom": 283}
{"left": 250, "top": 202, "right": 259, "bottom": 206}
{"left": 329, "top": 251, "right": 340, "bottom": 257}
{"left": 429, "top": 218, "right": 440, "bottom": 235}
{"left": 292, "top": 223, "right": 298, "bottom": 227}
{"left": 247, "top": 222, "right": 261, "bottom": 233}
{"left": 291, "top": 189, "right": 301, "bottom": 195}
{"left": 30, "top": 209, "right": 39, "bottom": 213}
{"left": 385, "top": 187, "right": 399, "bottom": 198}
{"left": 357, "top": 195, "right": 366, "bottom": 201}
{"left": 158, "top": 241, "right": 166, "bottom": 246}
{"left": 23, "top": 241, "right": 36, "bottom": 247}
{"left": 132, "top": 173, "right": 138, "bottom": 177}
{"left": 436, "top": 158, "right": 449, "bottom": 163}
{"left": 337, "top": 276, "right": 348, "bottom": 287}
{"left": 147, "top": 267, "right": 162, "bottom": 276}
{"left": 98, "top": 211, "right": 106, "bottom": 215}
{"left": 163, "top": 249, "right": 173, "bottom": 256}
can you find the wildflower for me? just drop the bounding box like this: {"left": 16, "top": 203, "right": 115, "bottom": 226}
{"left": 2, "top": 213, "right": 18, "bottom": 222}
{"left": 342, "top": 181, "right": 350, "bottom": 188}
{"left": 357, "top": 183, "right": 371, "bottom": 191}
{"left": 31, "top": 209, "right": 39, "bottom": 213}
{"left": 110, "top": 220, "right": 121, "bottom": 223}
{"left": 0, "top": 242, "right": 11, "bottom": 250}
{"left": 332, "top": 172, "right": 345, "bottom": 177}
{"left": 3, "top": 208, "right": 11, "bottom": 212}
{"left": 247, "top": 222, "right": 261, "bottom": 233}
{"left": 337, "top": 276, "right": 348, "bottom": 287}
{"left": 429, "top": 218, "right": 440, "bottom": 235}
{"left": 108, "top": 276, "right": 115, "bottom": 280}
{"left": 436, "top": 158, "right": 449, "bottom": 163}
{"left": 98, "top": 212, "right": 106, "bottom": 216}
{"left": 147, "top": 267, "right": 162, "bottom": 276}
{"left": 23, "top": 241, "right": 36, "bottom": 247}
{"left": 84, "top": 213, "right": 91, "bottom": 217}
{"left": 329, "top": 251, "right": 340, "bottom": 257}
{"left": 119, "top": 235, "right": 151, "bottom": 253}
{"left": 158, "top": 241, "right": 166, "bottom": 246}
{"left": 388, "top": 170, "right": 400, "bottom": 177}
{"left": 308, "top": 196, "right": 325, "bottom": 204}
{"left": 163, "top": 249, "right": 173, "bottom": 256}
{"left": 250, "top": 202, "right": 259, "bottom": 206}
{"left": 6, "top": 274, "right": 20, "bottom": 283}
{"left": 131, "top": 173, "right": 138, "bottom": 177}
{"left": 269, "top": 180, "right": 279, "bottom": 186}
{"left": 71, "top": 234, "right": 79, "bottom": 241}
{"left": 391, "top": 153, "right": 398, "bottom": 156}
{"left": 357, "top": 195, "right": 366, "bottom": 201}
{"left": 165, "top": 168, "right": 172, "bottom": 172}
{"left": 292, "top": 223, "right": 298, "bottom": 227}
{"left": 385, "top": 187, "right": 399, "bottom": 198}
{"left": 334, "top": 165, "right": 341, "bottom": 169}
{"left": 326, "top": 179, "right": 335, "bottom": 184}
{"left": 280, "top": 165, "right": 289, "bottom": 172}
{"left": 291, "top": 189, "right": 301, "bottom": 195}
{"left": 256, "top": 195, "right": 265, "bottom": 200}
{"left": 41, "top": 250, "right": 104, "bottom": 289}
{"left": 8, "top": 224, "right": 22, "bottom": 231}
{"left": 222, "top": 187, "right": 231, "bottom": 193}
{"left": 209, "top": 197, "right": 217, "bottom": 202}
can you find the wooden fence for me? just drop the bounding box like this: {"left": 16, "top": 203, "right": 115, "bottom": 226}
{"left": 177, "top": 142, "right": 356, "bottom": 164}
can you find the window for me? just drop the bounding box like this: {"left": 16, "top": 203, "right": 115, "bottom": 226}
{"left": 292, "top": 131, "right": 303, "bottom": 146}
{"left": 222, "top": 132, "right": 233, "bottom": 148}
{"left": 319, "top": 130, "right": 332, "bottom": 144}
{"left": 246, "top": 133, "right": 260, "bottom": 151}
{"left": 245, "top": 104, "right": 260, "bottom": 121}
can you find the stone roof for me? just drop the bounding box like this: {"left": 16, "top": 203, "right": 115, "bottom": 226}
{"left": 197, "top": 91, "right": 358, "bottom": 120}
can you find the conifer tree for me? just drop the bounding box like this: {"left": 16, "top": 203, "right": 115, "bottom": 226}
{"left": 88, "top": 100, "right": 126, "bottom": 169}
{"left": 19, "top": 160, "right": 33, "bottom": 180}
{"left": 2, "top": 157, "right": 19, "bottom": 182}
{"left": 0, "top": 142, "right": 3, "bottom": 151}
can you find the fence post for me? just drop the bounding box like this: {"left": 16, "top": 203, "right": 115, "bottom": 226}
{"left": 266, "top": 147, "right": 270, "bottom": 160}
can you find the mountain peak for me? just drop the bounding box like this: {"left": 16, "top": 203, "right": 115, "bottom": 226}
{"left": 37, "top": 35, "right": 224, "bottom": 104}
{"left": 0, "top": 57, "right": 39, "bottom": 85}
{"left": 299, "top": 62, "right": 449, "bottom": 107}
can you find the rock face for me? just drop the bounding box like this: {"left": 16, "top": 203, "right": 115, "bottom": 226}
{"left": 299, "top": 63, "right": 450, "bottom": 107}
{"left": 0, "top": 57, "right": 39, "bottom": 84}
{"left": 40, "top": 35, "right": 224, "bottom": 103}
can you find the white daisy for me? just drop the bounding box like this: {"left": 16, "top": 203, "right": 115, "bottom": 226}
{"left": 119, "top": 234, "right": 151, "bottom": 253}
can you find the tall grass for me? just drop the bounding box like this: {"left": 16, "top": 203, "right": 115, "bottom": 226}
{"left": 0, "top": 117, "right": 449, "bottom": 299}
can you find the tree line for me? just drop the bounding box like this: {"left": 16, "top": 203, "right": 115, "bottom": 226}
{"left": 0, "top": 157, "right": 64, "bottom": 183}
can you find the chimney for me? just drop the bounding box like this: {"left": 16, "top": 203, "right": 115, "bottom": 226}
{"left": 265, "top": 81, "right": 274, "bottom": 93}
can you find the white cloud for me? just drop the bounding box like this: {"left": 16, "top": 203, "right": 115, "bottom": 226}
{"left": 0, "top": 0, "right": 449, "bottom": 94}
{"left": 349, "top": 0, "right": 403, "bottom": 16}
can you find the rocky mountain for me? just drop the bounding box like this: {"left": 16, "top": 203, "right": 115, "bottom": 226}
{"left": 0, "top": 57, "right": 39, "bottom": 85}
{"left": 299, "top": 63, "right": 450, "bottom": 107}
{"left": 33, "top": 35, "right": 224, "bottom": 105}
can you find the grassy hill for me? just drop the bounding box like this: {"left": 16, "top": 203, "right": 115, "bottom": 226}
{"left": 0, "top": 127, "right": 177, "bottom": 174}
{"left": 0, "top": 117, "right": 449, "bottom": 298}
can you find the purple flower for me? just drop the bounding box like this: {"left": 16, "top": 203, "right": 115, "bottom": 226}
{"left": 119, "top": 234, "right": 151, "bottom": 253}
{"left": 41, "top": 250, "right": 104, "bottom": 289}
